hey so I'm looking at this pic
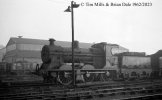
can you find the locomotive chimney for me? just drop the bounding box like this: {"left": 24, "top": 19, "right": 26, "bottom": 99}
{"left": 49, "top": 38, "right": 55, "bottom": 45}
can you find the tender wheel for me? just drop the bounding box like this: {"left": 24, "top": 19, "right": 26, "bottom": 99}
{"left": 57, "top": 71, "right": 73, "bottom": 85}
{"left": 101, "top": 71, "right": 111, "bottom": 81}
{"left": 83, "top": 71, "right": 95, "bottom": 82}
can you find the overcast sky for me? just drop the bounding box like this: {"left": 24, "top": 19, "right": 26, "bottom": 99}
{"left": 0, "top": 0, "right": 162, "bottom": 55}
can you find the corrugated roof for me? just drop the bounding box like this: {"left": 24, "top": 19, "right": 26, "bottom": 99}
{"left": 7, "top": 37, "right": 128, "bottom": 50}
{"left": 8, "top": 37, "right": 92, "bottom": 49}
{"left": 9, "top": 37, "right": 49, "bottom": 45}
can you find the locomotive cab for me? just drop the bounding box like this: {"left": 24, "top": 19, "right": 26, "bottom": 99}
{"left": 90, "top": 43, "right": 120, "bottom": 80}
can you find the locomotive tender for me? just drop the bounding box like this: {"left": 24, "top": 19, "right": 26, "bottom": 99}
{"left": 38, "top": 39, "right": 155, "bottom": 85}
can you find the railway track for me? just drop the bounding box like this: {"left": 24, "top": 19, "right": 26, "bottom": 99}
{"left": 64, "top": 80, "right": 162, "bottom": 100}
{"left": 120, "top": 93, "right": 162, "bottom": 100}
{"left": 0, "top": 80, "right": 162, "bottom": 100}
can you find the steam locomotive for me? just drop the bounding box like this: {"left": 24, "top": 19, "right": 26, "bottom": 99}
{"left": 38, "top": 39, "right": 162, "bottom": 85}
